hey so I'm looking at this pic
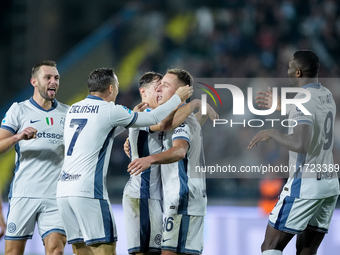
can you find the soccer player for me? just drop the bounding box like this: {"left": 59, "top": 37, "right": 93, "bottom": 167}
{"left": 248, "top": 50, "right": 339, "bottom": 255}
{"left": 56, "top": 68, "right": 192, "bottom": 255}
{"left": 128, "top": 69, "right": 207, "bottom": 255}
{"left": 0, "top": 60, "right": 68, "bottom": 255}
{"left": 123, "top": 71, "right": 216, "bottom": 255}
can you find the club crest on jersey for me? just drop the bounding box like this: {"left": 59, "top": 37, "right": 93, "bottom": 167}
{"left": 60, "top": 117, "right": 65, "bottom": 129}
{"left": 46, "top": 117, "right": 54, "bottom": 126}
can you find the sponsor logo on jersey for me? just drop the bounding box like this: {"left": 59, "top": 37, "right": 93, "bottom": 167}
{"left": 46, "top": 117, "right": 54, "bottom": 125}
{"left": 174, "top": 128, "right": 188, "bottom": 135}
{"left": 36, "top": 132, "right": 63, "bottom": 140}
{"left": 59, "top": 171, "right": 81, "bottom": 181}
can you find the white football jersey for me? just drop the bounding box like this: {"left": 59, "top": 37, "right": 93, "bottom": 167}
{"left": 0, "top": 98, "right": 69, "bottom": 198}
{"left": 161, "top": 113, "right": 207, "bottom": 216}
{"left": 57, "top": 94, "right": 181, "bottom": 200}
{"left": 124, "top": 108, "right": 163, "bottom": 200}
{"left": 282, "top": 83, "right": 339, "bottom": 199}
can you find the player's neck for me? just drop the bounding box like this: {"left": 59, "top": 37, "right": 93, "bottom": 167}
{"left": 32, "top": 94, "right": 53, "bottom": 110}
{"left": 298, "top": 77, "right": 318, "bottom": 87}
{"left": 90, "top": 92, "right": 114, "bottom": 103}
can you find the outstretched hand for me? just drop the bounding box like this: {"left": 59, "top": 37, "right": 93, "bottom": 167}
{"left": 248, "top": 129, "right": 272, "bottom": 149}
{"left": 255, "top": 87, "right": 281, "bottom": 111}
{"left": 127, "top": 157, "right": 151, "bottom": 176}
{"left": 205, "top": 103, "right": 219, "bottom": 121}
{"left": 133, "top": 102, "right": 149, "bottom": 112}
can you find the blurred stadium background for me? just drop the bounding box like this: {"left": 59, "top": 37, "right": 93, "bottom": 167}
{"left": 0, "top": 0, "right": 340, "bottom": 254}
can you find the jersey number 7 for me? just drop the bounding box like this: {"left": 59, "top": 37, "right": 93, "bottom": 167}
{"left": 67, "top": 118, "right": 88, "bottom": 156}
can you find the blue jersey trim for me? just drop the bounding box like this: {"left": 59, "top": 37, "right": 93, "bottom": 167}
{"left": 68, "top": 238, "right": 85, "bottom": 244}
{"left": 86, "top": 95, "right": 104, "bottom": 101}
{"left": 138, "top": 130, "right": 151, "bottom": 198}
{"left": 140, "top": 198, "right": 151, "bottom": 252}
{"left": 177, "top": 156, "right": 189, "bottom": 215}
{"left": 125, "top": 112, "right": 138, "bottom": 128}
{"left": 178, "top": 215, "right": 190, "bottom": 254}
{"left": 296, "top": 120, "right": 313, "bottom": 125}
{"left": 0, "top": 125, "right": 16, "bottom": 134}
{"left": 41, "top": 228, "right": 66, "bottom": 240}
{"left": 173, "top": 136, "right": 190, "bottom": 144}
{"left": 269, "top": 220, "right": 302, "bottom": 234}
{"left": 29, "top": 97, "right": 58, "bottom": 112}
{"left": 302, "top": 83, "right": 321, "bottom": 89}
{"left": 128, "top": 247, "right": 161, "bottom": 253}
{"left": 94, "top": 128, "right": 115, "bottom": 199}
{"left": 178, "top": 103, "right": 187, "bottom": 109}
{"left": 306, "top": 224, "right": 328, "bottom": 234}
{"left": 85, "top": 236, "right": 118, "bottom": 246}
{"left": 291, "top": 153, "right": 306, "bottom": 198}
{"left": 5, "top": 235, "right": 33, "bottom": 240}
{"left": 274, "top": 196, "right": 295, "bottom": 231}
{"left": 99, "top": 199, "right": 116, "bottom": 244}
{"left": 9, "top": 144, "right": 21, "bottom": 198}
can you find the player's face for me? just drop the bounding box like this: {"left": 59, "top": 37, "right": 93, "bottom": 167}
{"left": 141, "top": 78, "right": 161, "bottom": 109}
{"left": 33, "top": 66, "right": 60, "bottom": 101}
{"left": 157, "top": 73, "right": 179, "bottom": 105}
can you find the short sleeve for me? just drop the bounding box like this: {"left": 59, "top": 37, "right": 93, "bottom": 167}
{"left": 288, "top": 94, "right": 314, "bottom": 126}
{"left": 110, "top": 104, "right": 138, "bottom": 128}
{"left": 1, "top": 103, "right": 20, "bottom": 134}
{"left": 172, "top": 123, "right": 190, "bottom": 144}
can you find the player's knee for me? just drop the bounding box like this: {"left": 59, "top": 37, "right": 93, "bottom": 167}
{"left": 45, "top": 233, "right": 66, "bottom": 255}
{"left": 5, "top": 240, "right": 27, "bottom": 255}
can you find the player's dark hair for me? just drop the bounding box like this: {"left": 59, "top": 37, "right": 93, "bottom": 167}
{"left": 31, "top": 60, "right": 57, "bottom": 77}
{"left": 293, "top": 50, "right": 320, "bottom": 78}
{"left": 166, "top": 69, "right": 193, "bottom": 87}
{"left": 138, "top": 72, "right": 163, "bottom": 88}
{"left": 87, "top": 68, "right": 117, "bottom": 93}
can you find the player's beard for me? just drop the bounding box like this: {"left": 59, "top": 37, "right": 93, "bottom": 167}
{"left": 38, "top": 84, "right": 56, "bottom": 101}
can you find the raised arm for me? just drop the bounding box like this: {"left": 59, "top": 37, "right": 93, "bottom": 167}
{"left": 256, "top": 87, "right": 281, "bottom": 111}
{"left": 248, "top": 124, "right": 312, "bottom": 153}
{"left": 150, "top": 99, "right": 218, "bottom": 131}
{"left": 0, "top": 128, "right": 37, "bottom": 154}
{"left": 131, "top": 86, "right": 193, "bottom": 128}
{"left": 127, "top": 139, "right": 189, "bottom": 175}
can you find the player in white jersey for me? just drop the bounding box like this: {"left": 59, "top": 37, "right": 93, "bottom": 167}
{"left": 123, "top": 72, "right": 216, "bottom": 255}
{"left": 128, "top": 69, "right": 207, "bottom": 255}
{"left": 248, "top": 50, "right": 339, "bottom": 255}
{"left": 56, "top": 68, "right": 192, "bottom": 255}
{"left": 0, "top": 61, "right": 68, "bottom": 255}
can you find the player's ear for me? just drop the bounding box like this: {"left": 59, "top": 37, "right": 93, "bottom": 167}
{"left": 30, "top": 77, "right": 37, "bottom": 87}
{"left": 139, "top": 87, "right": 146, "bottom": 97}
{"left": 108, "top": 84, "right": 114, "bottom": 93}
{"left": 295, "top": 69, "right": 302, "bottom": 78}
